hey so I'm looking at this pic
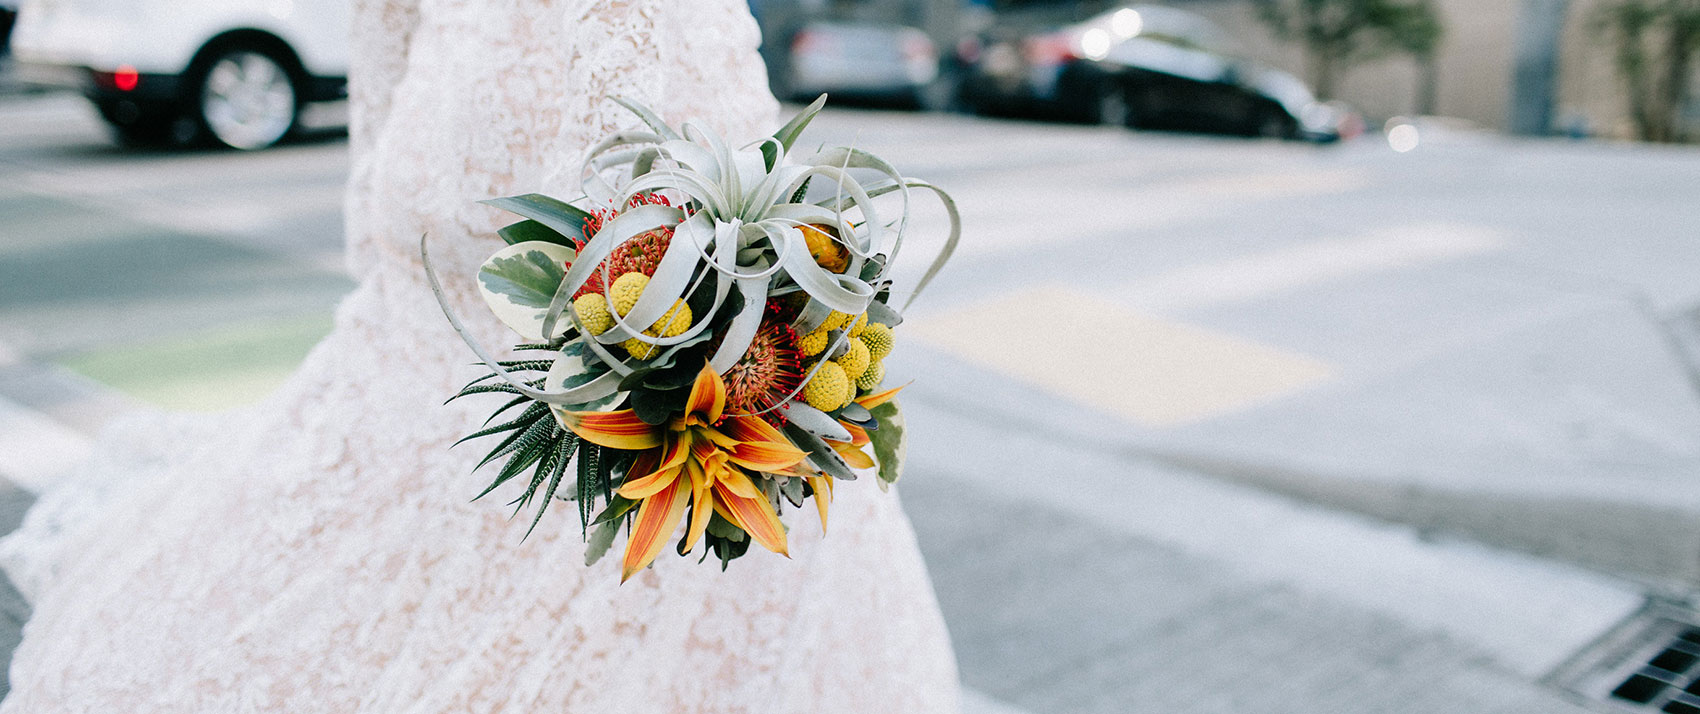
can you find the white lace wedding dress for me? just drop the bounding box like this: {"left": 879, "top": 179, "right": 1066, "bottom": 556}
{"left": 0, "top": 1, "right": 960, "bottom": 711}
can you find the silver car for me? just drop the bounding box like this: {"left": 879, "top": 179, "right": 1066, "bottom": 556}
{"left": 784, "top": 21, "right": 938, "bottom": 108}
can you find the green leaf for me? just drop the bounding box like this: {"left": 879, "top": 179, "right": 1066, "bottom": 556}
{"left": 523, "top": 436, "right": 574, "bottom": 540}
{"left": 577, "top": 441, "right": 603, "bottom": 531}
{"left": 763, "top": 94, "right": 827, "bottom": 170}
{"left": 867, "top": 400, "right": 906, "bottom": 486}
{"left": 630, "top": 387, "right": 679, "bottom": 425}
{"left": 499, "top": 219, "right": 577, "bottom": 248}
{"left": 583, "top": 519, "right": 620, "bottom": 566}
{"left": 478, "top": 249, "right": 565, "bottom": 310}
{"left": 591, "top": 495, "right": 638, "bottom": 525}
{"left": 481, "top": 194, "right": 594, "bottom": 245}
{"left": 785, "top": 425, "right": 857, "bottom": 481}
{"left": 610, "top": 96, "right": 683, "bottom": 141}
{"left": 455, "top": 401, "right": 549, "bottom": 447}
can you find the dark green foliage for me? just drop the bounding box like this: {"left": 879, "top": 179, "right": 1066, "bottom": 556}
{"left": 1254, "top": 0, "right": 1444, "bottom": 99}
{"left": 498, "top": 218, "right": 579, "bottom": 248}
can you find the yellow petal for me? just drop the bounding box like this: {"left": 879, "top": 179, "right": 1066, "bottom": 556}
{"left": 685, "top": 362, "right": 726, "bottom": 424}
{"left": 807, "top": 475, "right": 832, "bottom": 532}
{"left": 831, "top": 441, "right": 876, "bottom": 469}
{"left": 620, "top": 477, "right": 691, "bottom": 582}
{"left": 558, "top": 409, "right": 662, "bottom": 450}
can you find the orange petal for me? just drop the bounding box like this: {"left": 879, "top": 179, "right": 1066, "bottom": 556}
{"left": 831, "top": 441, "right": 876, "bottom": 469}
{"left": 681, "top": 459, "right": 713, "bottom": 554}
{"left": 685, "top": 362, "right": 726, "bottom": 424}
{"left": 559, "top": 409, "right": 662, "bottom": 450}
{"left": 716, "top": 413, "right": 789, "bottom": 444}
{"left": 615, "top": 464, "right": 681, "bottom": 500}
{"left": 834, "top": 421, "right": 870, "bottom": 447}
{"left": 854, "top": 383, "right": 906, "bottom": 410}
{"left": 806, "top": 475, "right": 832, "bottom": 532}
{"left": 712, "top": 481, "right": 788, "bottom": 556}
{"left": 717, "top": 466, "right": 766, "bottom": 500}
{"left": 716, "top": 418, "right": 808, "bottom": 472}
{"left": 620, "top": 477, "right": 691, "bottom": 582}
{"left": 656, "top": 431, "right": 692, "bottom": 472}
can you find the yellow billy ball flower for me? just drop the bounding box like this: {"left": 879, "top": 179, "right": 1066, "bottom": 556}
{"left": 803, "top": 361, "right": 850, "bottom": 412}
{"left": 855, "top": 360, "right": 885, "bottom": 392}
{"left": 798, "top": 327, "right": 830, "bottom": 357}
{"left": 608, "top": 272, "right": 649, "bottom": 317}
{"left": 848, "top": 312, "right": 868, "bottom": 338}
{"left": 573, "top": 293, "right": 614, "bottom": 336}
{"left": 860, "top": 323, "right": 894, "bottom": 362}
{"left": 622, "top": 300, "right": 692, "bottom": 360}
{"left": 836, "top": 339, "right": 871, "bottom": 381}
{"left": 821, "top": 311, "right": 851, "bottom": 332}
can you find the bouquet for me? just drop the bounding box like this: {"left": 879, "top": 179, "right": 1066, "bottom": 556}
{"left": 424, "top": 97, "right": 958, "bottom": 581}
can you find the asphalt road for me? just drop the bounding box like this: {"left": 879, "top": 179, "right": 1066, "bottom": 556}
{"left": 4, "top": 90, "right": 1700, "bottom": 712}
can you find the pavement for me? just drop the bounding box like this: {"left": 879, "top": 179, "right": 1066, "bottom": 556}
{"left": 4, "top": 91, "right": 1700, "bottom": 711}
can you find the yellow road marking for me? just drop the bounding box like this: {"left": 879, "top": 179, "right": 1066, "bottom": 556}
{"left": 905, "top": 287, "right": 1334, "bottom": 427}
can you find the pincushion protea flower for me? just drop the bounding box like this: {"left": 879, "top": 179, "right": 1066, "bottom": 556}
{"left": 718, "top": 306, "right": 804, "bottom": 426}
{"left": 575, "top": 193, "right": 675, "bottom": 300}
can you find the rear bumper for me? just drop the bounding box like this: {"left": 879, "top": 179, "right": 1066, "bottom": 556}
{"left": 12, "top": 60, "right": 182, "bottom": 103}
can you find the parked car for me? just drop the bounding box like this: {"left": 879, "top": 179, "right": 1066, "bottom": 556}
{"left": 1, "top": 1, "right": 15, "bottom": 56}
{"left": 955, "top": 4, "right": 1345, "bottom": 141}
{"left": 9, "top": 0, "right": 349, "bottom": 149}
{"left": 782, "top": 21, "right": 939, "bottom": 109}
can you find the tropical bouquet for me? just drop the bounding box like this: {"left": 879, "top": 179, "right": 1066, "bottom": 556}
{"left": 423, "top": 97, "right": 958, "bottom": 582}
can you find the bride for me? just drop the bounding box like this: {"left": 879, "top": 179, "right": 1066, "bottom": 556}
{"left": 0, "top": 0, "right": 961, "bottom": 711}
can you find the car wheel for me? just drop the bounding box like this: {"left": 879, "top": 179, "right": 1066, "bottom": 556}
{"left": 1253, "top": 112, "right": 1295, "bottom": 140}
{"left": 192, "top": 47, "right": 299, "bottom": 150}
{"left": 1098, "top": 85, "right": 1132, "bottom": 128}
{"left": 96, "top": 99, "right": 197, "bottom": 148}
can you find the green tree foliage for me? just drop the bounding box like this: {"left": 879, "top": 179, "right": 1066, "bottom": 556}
{"left": 1254, "top": 0, "right": 1445, "bottom": 101}
{"left": 1594, "top": 0, "right": 1700, "bottom": 142}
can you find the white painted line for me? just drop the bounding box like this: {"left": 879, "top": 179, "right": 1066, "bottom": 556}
{"left": 905, "top": 398, "right": 1645, "bottom": 679}
{"left": 1114, "top": 222, "right": 1506, "bottom": 312}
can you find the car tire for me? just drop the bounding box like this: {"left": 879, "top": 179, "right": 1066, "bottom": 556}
{"left": 1252, "top": 111, "right": 1296, "bottom": 140}
{"left": 96, "top": 99, "right": 197, "bottom": 148}
{"left": 1098, "top": 84, "right": 1133, "bottom": 128}
{"left": 189, "top": 45, "right": 300, "bottom": 150}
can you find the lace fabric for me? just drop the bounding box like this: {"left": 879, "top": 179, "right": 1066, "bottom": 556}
{"left": 0, "top": 1, "right": 961, "bottom": 711}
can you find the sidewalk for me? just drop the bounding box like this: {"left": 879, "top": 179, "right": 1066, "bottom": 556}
{"left": 898, "top": 394, "right": 1644, "bottom": 713}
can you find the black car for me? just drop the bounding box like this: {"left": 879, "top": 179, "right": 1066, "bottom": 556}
{"left": 954, "top": 4, "right": 1345, "bottom": 141}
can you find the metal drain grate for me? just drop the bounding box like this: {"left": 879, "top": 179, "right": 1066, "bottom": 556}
{"left": 1609, "top": 627, "right": 1700, "bottom": 712}
{"left": 1547, "top": 601, "right": 1700, "bottom": 713}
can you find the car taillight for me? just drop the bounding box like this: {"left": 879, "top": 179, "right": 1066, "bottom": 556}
{"left": 114, "top": 65, "right": 139, "bottom": 91}
{"left": 91, "top": 65, "right": 140, "bottom": 91}
{"left": 1021, "top": 33, "right": 1076, "bottom": 67}
{"left": 791, "top": 29, "right": 830, "bottom": 56}
{"left": 902, "top": 33, "right": 935, "bottom": 63}
{"left": 956, "top": 37, "right": 982, "bottom": 64}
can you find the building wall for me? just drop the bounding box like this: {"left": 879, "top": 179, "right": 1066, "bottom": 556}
{"left": 1174, "top": 0, "right": 1678, "bottom": 138}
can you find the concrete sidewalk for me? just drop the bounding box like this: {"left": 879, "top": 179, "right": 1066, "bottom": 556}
{"left": 898, "top": 393, "right": 1645, "bottom": 713}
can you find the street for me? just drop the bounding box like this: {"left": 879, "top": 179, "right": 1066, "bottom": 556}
{"left": 4, "top": 90, "right": 1700, "bottom": 712}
